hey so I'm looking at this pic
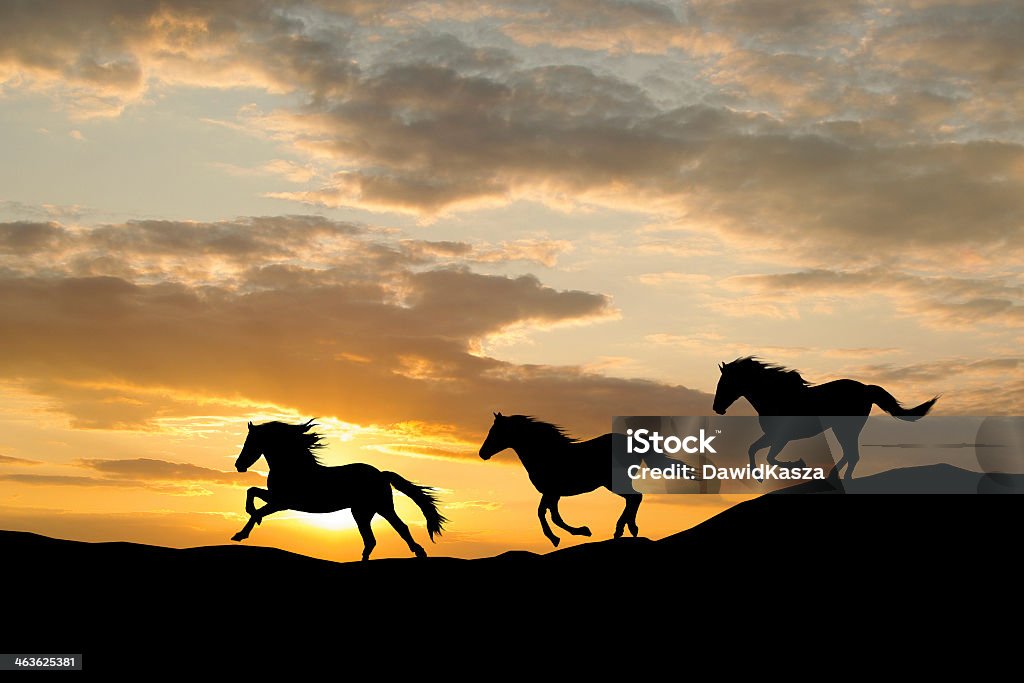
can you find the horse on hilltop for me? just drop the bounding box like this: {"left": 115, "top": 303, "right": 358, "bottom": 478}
{"left": 479, "top": 412, "right": 645, "bottom": 547}
{"left": 713, "top": 357, "right": 938, "bottom": 480}
{"left": 232, "top": 420, "right": 446, "bottom": 561}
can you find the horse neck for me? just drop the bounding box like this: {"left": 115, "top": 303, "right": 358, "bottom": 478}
{"left": 262, "top": 445, "right": 317, "bottom": 475}
{"left": 743, "top": 376, "right": 802, "bottom": 415}
{"left": 508, "top": 433, "right": 562, "bottom": 474}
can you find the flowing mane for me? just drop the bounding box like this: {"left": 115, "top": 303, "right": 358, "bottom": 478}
{"left": 259, "top": 420, "right": 325, "bottom": 465}
{"left": 511, "top": 415, "right": 578, "bottom": 447}
{"left": 724, "top": 356, "right": 810, "bottom": 390}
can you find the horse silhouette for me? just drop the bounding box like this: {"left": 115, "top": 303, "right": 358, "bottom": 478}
{"left": 479, "top": 412, "right": 642, "bottom": 547}
{"left": 713, "top": 357, "right": 938, "bottom": 480}
{"left": 232, "top": 420, "right": 446, "bottom": 560}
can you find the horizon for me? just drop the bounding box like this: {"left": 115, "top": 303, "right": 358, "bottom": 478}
{"left": 1, "top": 0, "right": 1022, "bottom": 561}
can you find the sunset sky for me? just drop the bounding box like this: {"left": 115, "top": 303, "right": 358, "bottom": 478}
{"left": 1, "top": 0, "right": 1022, "bottom": 561}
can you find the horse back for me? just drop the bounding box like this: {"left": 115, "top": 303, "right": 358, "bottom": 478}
{"left": 801, "top": 379, "right": 873, "bottom": 415}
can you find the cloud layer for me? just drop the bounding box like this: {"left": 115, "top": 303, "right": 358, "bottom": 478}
{"left": 0, "top": 215, "right": 711, "bottom": 440}
{"left": 2, "top": 1, "right": 1022, "bottom": 266}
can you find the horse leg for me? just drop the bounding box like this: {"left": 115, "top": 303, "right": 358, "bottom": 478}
{"left": 352, "top": 507, "right": 377, "bottom": 561}
{"left": 254, "top": 502, "right": 282, "bottom": 524}
{"left": 244, "top": 487, "right": 270, "bottom": 517}
{"left": 828, "top": 454, "right": 848, "bottom": 482}
{"left": 232, "top": 503, "right": 280, "bottom": 541}
{"left": 747, "top": 433, "right": 770, "bottom": 470}
{"left": 538, "top": 495, "right": 560, "bottom": 547}
{"left": 835, "top": 425, "right": 862, "bottom": 481}
{"left": 231, "top": 489, "right": 273, "bottom": 541}
{"left": 766, "top": 440, "right": 806, "bottom": 471}
{"left": 548, "top": 496, "right": 591, "bottom": 537}
{"left": 231, "top": 515, "right": 258, "bottom": 542}
{"left": 378, "top": 505, "right": 427, "bottom": 559}
{"left": 614, "top": 493, "right": 642, "bottom": 538}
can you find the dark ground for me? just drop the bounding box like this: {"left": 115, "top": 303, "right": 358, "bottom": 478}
{"left": 4, "top": 466, "right": 1020, "bottom": 673}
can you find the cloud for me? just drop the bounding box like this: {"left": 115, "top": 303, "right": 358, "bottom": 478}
{"left": 78, "top": 458, "right": 264, "bottom": 485}
{"left": 727, "top": 268, "right": 1024, "bottom": 329}
{"left": 1, "top": 1, "right": 1022, "bottom": 273}
{"left": 844, "top": 356, "right": 1024, "bottom": 414}
{"left": 0, "top": 222, "right": 68, "bottom": 254}
{"left": 2, "top": 1, "right": 1020, "bottom": 430}
{"left": 399, "top": 238, "right": 573, "bottom": 268}
{"left": 0, "top": 455, "right": 262, "bottom": 496}
{"left": 854, "top": 357, "right": 1022, "bottom": 385}
{"left": 0, "top": 454, "right": 42, "bottom": 465}
{"left": 0, "top": 215, "right": 711, "bottom": 441}
{"left": 0, "top": 473, "right": 213, "bottom": 496}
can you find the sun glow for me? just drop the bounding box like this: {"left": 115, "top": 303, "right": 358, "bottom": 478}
{"left": 293, "top": 511, "right": 357, "bottom": 531}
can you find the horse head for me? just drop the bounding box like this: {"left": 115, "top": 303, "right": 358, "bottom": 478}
{"left": 479, "top": 412, "right": 510, "bottom": 460}
{"left": 235, "top": 421, "right": 264, "bottom": 472}
{"left": 713, "top": 360, "right": 743, "bottom": 415}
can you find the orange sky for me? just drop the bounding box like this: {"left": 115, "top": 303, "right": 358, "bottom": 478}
{"left": 0, "top": 1, "right": 1021, "bottom": 560}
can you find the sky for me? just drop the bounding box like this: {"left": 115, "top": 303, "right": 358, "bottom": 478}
{"left": 0, "top": 0, "right": 1022, "bottom": 561}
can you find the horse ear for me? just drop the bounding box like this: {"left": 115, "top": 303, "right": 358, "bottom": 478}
{"left": 718, "top": 362, "right": 724, "bottom": 373}
{"left": 495, "top": 411, "right": 503, "bottom": 418}
{"left": 248, "top": 421, "right": 253, "bottom": 429}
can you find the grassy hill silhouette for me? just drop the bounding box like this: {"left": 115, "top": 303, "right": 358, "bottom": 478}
{"left": 6, "top": 464, "right": 1020, "bottom": 670}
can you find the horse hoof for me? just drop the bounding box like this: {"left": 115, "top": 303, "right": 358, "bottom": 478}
{"left": 550, "top": 537, "right": 560, "bottom": 547}
{"left": 414, "top": 547, "right": 427, "bottom": 559}
{"left": 578, "top": 527, "right": 592, "bottom": 537}
{"left": 628, "top": 526, "right": 639, "bottom": 537}
{"left": 231, "top": 533, "right": 246, "bottom": 542}
{"left": 614, "top": 530, "right": 623, "bottom": 539}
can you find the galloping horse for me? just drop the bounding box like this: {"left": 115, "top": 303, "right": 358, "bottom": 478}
{"left": 232, "top": 420, "right": 446, "bottom": 560}
{"left": 713, "top": 357, "right": 938, "bottom": 480}
{"left": 479, "top": 413, "right": 642, "bottom": 547}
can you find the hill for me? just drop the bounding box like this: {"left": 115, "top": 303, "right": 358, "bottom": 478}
{"left": 4, "top": 464, "right": 1020, "bottom": 670}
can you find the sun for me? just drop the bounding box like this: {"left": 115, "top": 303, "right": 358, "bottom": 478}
{"left": 294, "top": 511, "right": 357, "bottom": 531}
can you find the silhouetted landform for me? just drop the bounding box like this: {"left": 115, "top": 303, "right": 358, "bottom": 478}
{"left": 801, "top": 464, "right": 1024, "bottom": 494}
{"left": 7, "top": 464, "right": 1019, "bottom": 670}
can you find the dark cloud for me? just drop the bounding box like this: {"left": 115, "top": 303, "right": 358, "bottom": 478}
{"left": 0, "top": 216, "right": 711, "bottom": 440}
{"left": 691, "top": 0, "right": 869, "bottom": 37}
{"left": 85, "top": 216, "right": 361, "bottom": 258}
{"left": 0, "top": 222, "right": 67, "bottom": 254}
{"left": 2, "top": 1, "right": 1022, "bottom": 268}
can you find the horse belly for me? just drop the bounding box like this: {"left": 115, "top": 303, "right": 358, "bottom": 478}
{"left": 762, "top": 416, "right": 822, "bottom": 440}
{"left": 541, "top": 458, "right": 605, "bottom": 496}
{"left": 272, "top": 479, "right": 356, "bottom": 514}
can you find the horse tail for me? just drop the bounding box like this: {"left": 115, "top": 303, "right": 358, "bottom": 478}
{"left": 867, "top": 385, "right": 938, "bottom": 421}
{"left": 384, "top": 471, "right": 447, "bottom": 541}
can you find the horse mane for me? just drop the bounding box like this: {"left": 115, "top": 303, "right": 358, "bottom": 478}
{"left": 725, "top": 356, "right": 810, "bottom": 389}
{"left": 258, "top": 419, "right": 325, "bottom": 465}
{"left": 510, "top": 415, "right": 578, "bottom": 447}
